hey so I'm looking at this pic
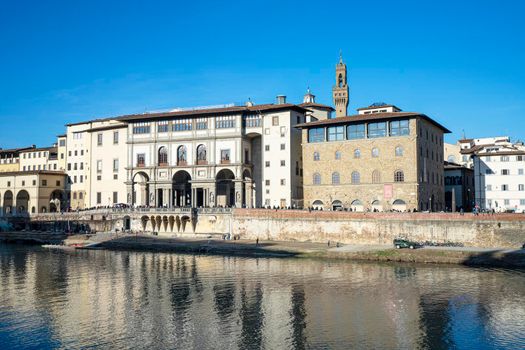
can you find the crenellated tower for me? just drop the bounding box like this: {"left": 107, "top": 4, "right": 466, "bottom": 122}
{"left": 332, "top": 52, "right": 349, "bottom": 117}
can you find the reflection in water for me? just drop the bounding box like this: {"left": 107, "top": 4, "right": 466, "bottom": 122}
{"left": 0, "top": 243, "right": 524, "bottom": 350}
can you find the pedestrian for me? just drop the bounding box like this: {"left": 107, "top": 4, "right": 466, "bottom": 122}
{"left": 256, "top": 238, "right": 259, "bottom": 246}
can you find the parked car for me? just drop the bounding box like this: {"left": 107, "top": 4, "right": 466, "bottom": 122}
{"left": 393, "top": 238, "right": 420, "bottom": 249}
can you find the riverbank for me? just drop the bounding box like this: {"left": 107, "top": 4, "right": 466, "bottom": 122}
{"left": 85, "top": 234, "right": 525, "bottom": 268}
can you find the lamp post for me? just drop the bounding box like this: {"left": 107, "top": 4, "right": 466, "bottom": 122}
{"left": 429, "top": 196, "right": 432, "bottom": 212}
{"left": 467, "top": 188, "right": 471, "bottom": 211}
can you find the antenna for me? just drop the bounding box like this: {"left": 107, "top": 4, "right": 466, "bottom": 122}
{"left": 462, "top": 129, "right": 466, "bottom": 139}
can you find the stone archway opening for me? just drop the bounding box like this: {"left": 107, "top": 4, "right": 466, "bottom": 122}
{"left": 392, "top": 199, "right": 407, "bottom": 212}
{"left": 3, "top": 190, "right": 13, "bottom": 214}
{"left": 132, "top": 172, "right": 150, "bottom": 206}
{"left": 332, "top": 200, "right": 343, "bottom": 211}
{"left": 16, "top": 190, "right": 30, "bottom": 214}
{"left": 371, "top": 200, "right": 382, "bottom": 212}
{"left": 173, "top": 170, "right": 192, "bottom": 207}
{"left": 312, "top": 200, "right": 324, "bottom": 210}
{"left": 350, "top": 199, "right": 364, "bottom": 212}
{"left": 216, "top": 169, "right": 235, "bottom": 207}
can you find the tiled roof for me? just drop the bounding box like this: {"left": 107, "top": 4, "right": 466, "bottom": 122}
{"left": 298, "top": 102, "right": 335, "bottom": 111}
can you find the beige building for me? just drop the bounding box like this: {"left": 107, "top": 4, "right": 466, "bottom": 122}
{"left": 299, "top": 103, "right": 450, "bottom": 212}
{"left": 0, "top": 147, "right": 28, "bottom": 173}
{"left": 0, "top": 171, "right": 67, "bottom": 215}
{"left": 19, "top": 146, "right": 60, "bottom": 172}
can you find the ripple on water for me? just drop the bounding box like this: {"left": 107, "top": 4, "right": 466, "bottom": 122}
{"left": 0, "top": 244, "right": 524, "bottom": 349}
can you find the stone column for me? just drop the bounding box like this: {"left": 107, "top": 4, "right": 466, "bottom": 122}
{"left": 234, "top": 181, "right": 243, "bottom": 208}
{"left": 245, "top": 180, "right": 253, "bottom": 208}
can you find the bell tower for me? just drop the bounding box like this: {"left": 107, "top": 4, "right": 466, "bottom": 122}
{"left": 332, "top": 51, "right": 349, "bottom": 117}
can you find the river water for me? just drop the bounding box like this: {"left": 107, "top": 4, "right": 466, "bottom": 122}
{"left": 0, "top": 243, "right": 524, "bottom": 350}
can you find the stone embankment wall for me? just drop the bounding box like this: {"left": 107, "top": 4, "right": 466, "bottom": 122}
{"left": 232, "top": 209, "right": 525, "bottom": 248}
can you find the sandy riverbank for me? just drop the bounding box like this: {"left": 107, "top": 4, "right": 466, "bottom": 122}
{"left": 81, "top": 234, "right": 525, "bottom": 268}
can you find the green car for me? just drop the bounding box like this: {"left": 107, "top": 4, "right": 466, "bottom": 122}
{"left": 393, "top": 238, "right": 419, "bottom": 249}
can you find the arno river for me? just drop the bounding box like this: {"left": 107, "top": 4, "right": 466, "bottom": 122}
{"left": 0, "top": 243, "right": 524, "bottom": 350}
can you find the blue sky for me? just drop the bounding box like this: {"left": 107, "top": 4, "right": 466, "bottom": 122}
{"left": 1, "top": 0, "right": 524, "bottom": 148}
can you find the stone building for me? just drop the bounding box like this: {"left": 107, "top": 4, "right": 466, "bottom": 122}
{"left": 444, "top": 161, "right": 474, "bottom": 212}
{"left": 0, "top": 171, "right": 67, "bottom": 215}
{"left": 120, "top": 99, "right": 328, "bottom": 209}
{"left": 299, "top": 103, "right": 450, "bottom": 212}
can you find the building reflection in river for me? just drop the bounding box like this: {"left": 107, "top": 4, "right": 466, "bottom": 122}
{"left": 0, "top": 244, "right": 524, "bottom": 349}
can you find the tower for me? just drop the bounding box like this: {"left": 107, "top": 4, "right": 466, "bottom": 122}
{"left": 332, "top": 52, "right": 349, "bottom": 118}
{"left": 303, "top": 87, "right": 315, "bottom": 104}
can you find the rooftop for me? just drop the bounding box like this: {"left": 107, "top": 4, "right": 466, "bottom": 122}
{"left": 296, "top": 112, "right": 451, "bottom": 133}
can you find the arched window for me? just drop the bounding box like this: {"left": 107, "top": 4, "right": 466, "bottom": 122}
{"left": 394, "top": 170, "right": 405, "bottom": 182}
{"left": 196, "top": 144, "right": 207, "bottom": 164}
{"left": 313, "top": 173, "right": 321, "bottom": 185}
{"left": 372, "top": 170, "right": 381, "bottom": 183}
{"left": 332, "top": 172, "right": 340, "bottom": 185}
{"left": 177, "top": 145, "right": 187, "bottom": 165}
{"left": 395, "top": 146, "right": 403, "bottom": 157}
{"left": 335, "top": 151, "right": 341, "bottom": 160}
{"left": 372, "top": 148, "right": 379, "bottom": 158}
{"left": 354, "top": 149, "right": 361, "bottom": 159}
{"left": 313, "top": 151, "right": 320, "bottom": 161}
{"left": 158, "top": 146, "right": 168, "bottom": 165}
{"left": 338, "top": 73, "right": 343, "bottom": 88}
{"left": 351, "top": 171, "right": 360, "bottom": 184}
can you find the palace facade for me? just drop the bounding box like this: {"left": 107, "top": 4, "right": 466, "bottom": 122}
{"left": 299, "top": 103, "right": 450, "bottom": 212}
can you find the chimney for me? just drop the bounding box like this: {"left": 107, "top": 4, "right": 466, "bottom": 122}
{"left": 276, "top": 95, "right": 286, "bottom": 105}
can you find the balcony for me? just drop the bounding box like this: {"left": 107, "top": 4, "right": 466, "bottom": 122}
{"left": 177, "top": 160, "right": 187, "bottom": 166}
{"left": 220, "top": 159, "right": 230, "bottom": 165}
{"left": 197, "top": 160, "right": 208, "bottom": 165}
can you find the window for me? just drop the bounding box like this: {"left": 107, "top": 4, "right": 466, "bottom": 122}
{"left": 32, "top": 180, "right": 36, "bottom": 186}
{"left": 280, "top": 179, "right": 286, "bottom": 185}
{"left": 79, "top": 192, "right": 83, "bottom": 199}
{"left": 265, "top": 145, "right": 270, "bottom": 151}
{"left": 21, "top": 181, "right": 25, "bottom": 186}
{"left": 519, "top": 184, "right": 524, "bottom": 191}
{"left": 280, "top": 160, "right": 285, "bottom": 167}
{"left": 42, "top": 180, "right": 47, "bottom": 186}
{"left": 313, "top": 173, "right": 321, "bottom": 185}
{"left": 521, "top": 199, "right": 525, "bottom": 206}
{"left": 157, "top": 121, "right": 169, "bottom": 133}
{"left": 518, "top": 155, "right": 524, "bottom": 161}
{"left": 96, "top": 192, "right": 102, "bottom": 205}
{"left": 486, "top": 156, "right": 491, "bottom": 162}
{"left": 113, "top": 131, "right": 119, "bottom": 144}
{"left": 313, "top": 152, "right": 320, "bottom": 161}
{"left": 280, "top": 144, "right": 285, "bottom": 150}
{"left": 23, "top": 166, "right": 26, "bottom": 171}
{"left": 504, "top": 199, "right": 510, "bottom": 206}
{"left": 351, "top": 171, "right": 360, "bottom": 184}
{"left": 74, "top": 150, "right": 78, "bottom": 156}
{"left": 220, "top": 149, "right": 230, "bottom": 164}
{"left": 195, "top": 117, "right": 208, "bottom": 130}
{"left": 502, "top": 169, "right": 510, "bottom": 175}
{"left": 97, "top": 133, "right": 103, "bottom": 146}
{"left": 335, "top": 151, "right": 341, "bottom": 160}
{"left": 485, "top": 169, "right": 493, "bottom": 175}
{"left": 280, "top": 126, "right": 286, "bottom": 137}
{"left": 486, "top": 185, "right": 492, "bottom": 191}
{"left": 173, "top": 118, "right": 193, "bottom": 131}
{"left": 354, "top": 149, "right": 361, "bottom": 158}
{"left": 137, "top": 153, "right": 146, "bottom": 167}
{"left": 177, "top": 146, "right": 187, "bottom": 165}
{"left": 114, "top": 174, "right": 118, "bottom": 180}
{"left": 81, "top": 150, "right": 84, "bottom": 156}
{"left": 395, "top": 146, "right": 403, "bottom": 157}
{"left": 80, "top": 163, "right": 83, "bottom": 170}
{"left": 265, "top": 180, "right": 270, "bottom": 186}
{"left": 59, "top": 139, "right": 66, "bottom": 147}
{"left": 113, "top": 159, "right": 119, "bottom": 172}
{"left": 265, "top": 161, "right": 270, "bottom": 167}
{"left": 389, "top": 120, "right": 409, "bottom": 136}
{"left": 158, "top": 147, "right": 168, "bottom": 165}
{"left": 73, "top": 192, "right": 77, "bottom": 200}
{"left": 272, "top": 116, "right": 279, "bottom": 126}
{"left": 332, "top": 172, "right": 340, "bottom": 184}
{"left": 7, "top": 181, "right": 10, "bottom": 187}
{"left": 74, "top": 163, "right": 77, "bottom": 170}
{"left": 56, "top": 180, "right": 60, "bottom": 186}
{"left": 95, "top": 160, "right": 102, "bottom": 173}
{"left": 327, "top": 126, "right": 344, "bottom": 141}
{"left": 54, "top": 164, "right": 57, "bottom": 170}
{"left": 133, "top": 122, "right": 151, "bottom": 134}
{"left": 501, "top": 156, "right": 510, "bottom": 162}
{"left": 368, "top": 122, "right": 387, "bottom": 138}
{"left": 372, "top": 170, "right": 381, "bottom": 183}
{"left": 519, "top": 169, "right": 524, "bottom": 175}
{"left": 73, "top": 132, "right": 83, "bottom": 139}
{"left": 372, "top": 148, "right": 379, "bottom": 158}
{"left": 216, "top": 115, "right": 235, "bottom": 129}
{"left": 80, "top": 175, "right": 83, "bottom": 183}
{"left": 113, "top": 192, "right": 118, "bottom": 204}
{"left": 394, "top": 170, "right": 405, "bottom": 182}
{"left": 308, "top": 128, "right": 325, "bottom": 143}
{"left": 347, "top": 124, "right": 365, "bottom": 139}
{"left": 502, "top": 184, "right": 509, "bottom": 191}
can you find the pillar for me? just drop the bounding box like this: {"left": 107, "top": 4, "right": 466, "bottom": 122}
{"left": 234, "top": 181, "right": 243, "bottom": 208}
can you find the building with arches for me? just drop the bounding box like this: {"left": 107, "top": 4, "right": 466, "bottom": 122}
{"left": 0, "top": 171, "right": 67, "bottom": 216}
{"left": 299, "top": 103, "right": 450, "bottom": 212}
